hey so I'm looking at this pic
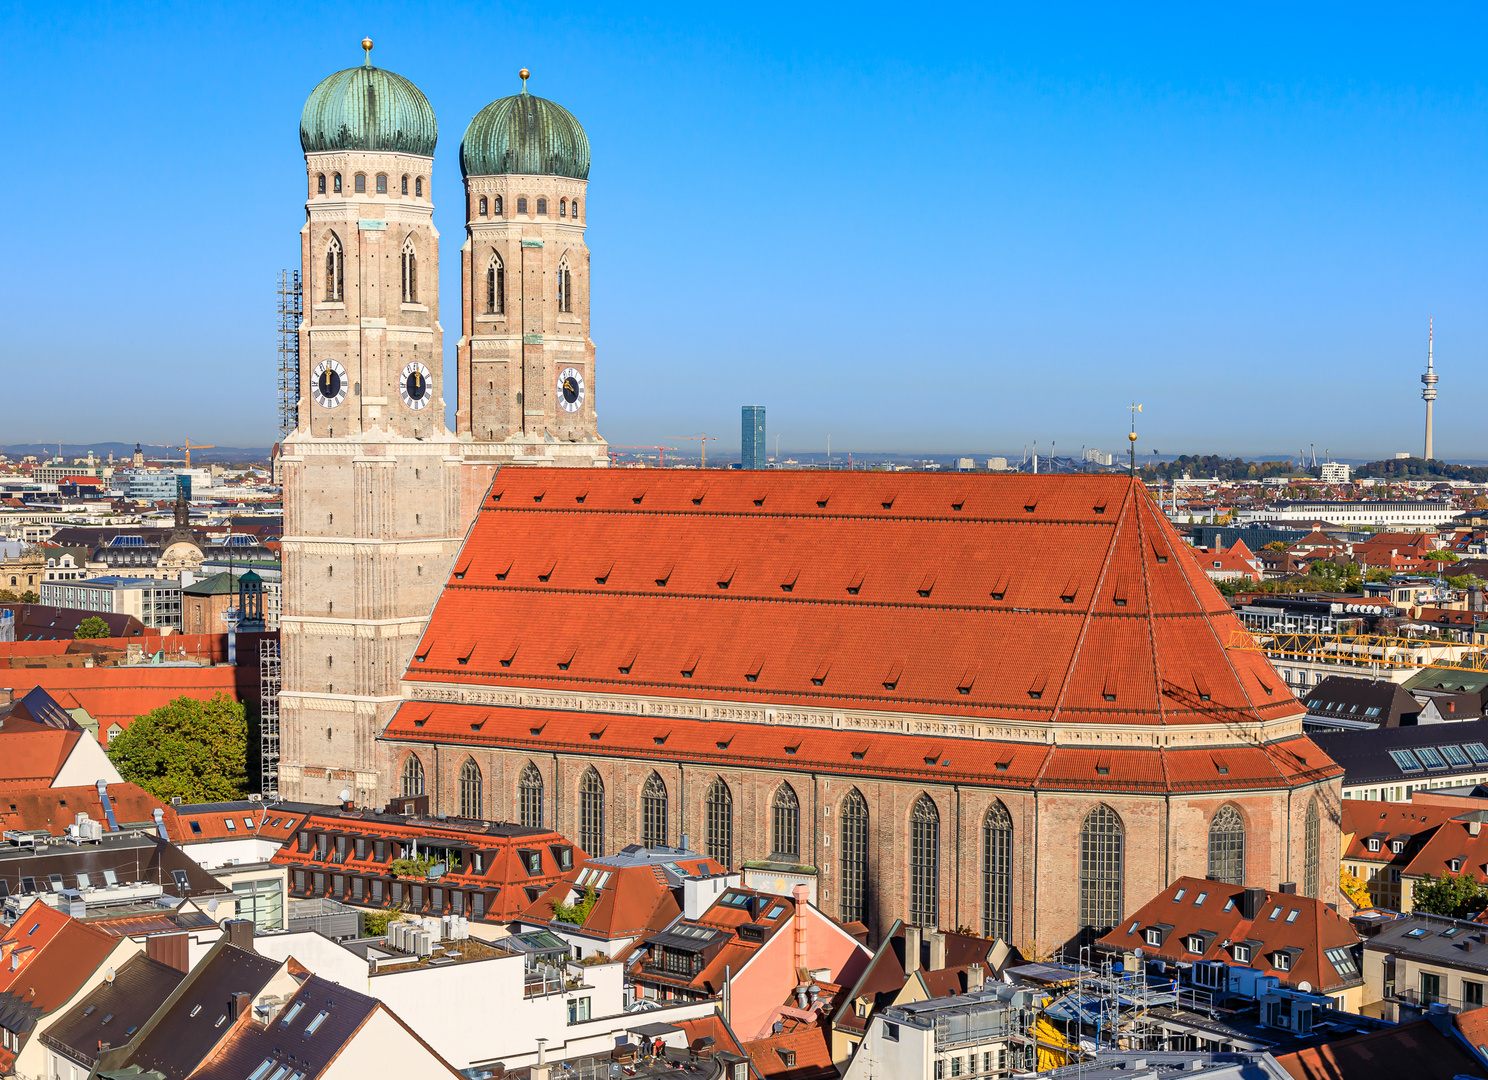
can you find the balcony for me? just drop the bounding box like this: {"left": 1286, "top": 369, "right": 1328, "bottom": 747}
{"left": 1389, "top": 986, "right": 1487, "bottom": 1014}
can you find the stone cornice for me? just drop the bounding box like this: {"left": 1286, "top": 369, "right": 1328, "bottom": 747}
{"left": 402, "top": 678, "right": 1308, "bottom": 749}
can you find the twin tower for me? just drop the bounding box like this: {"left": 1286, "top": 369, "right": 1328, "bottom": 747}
{"left": 278, "top": 43, "right": 607, "bottom": 806}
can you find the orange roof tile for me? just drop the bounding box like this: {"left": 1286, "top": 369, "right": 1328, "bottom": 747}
{"left": 402, "top": 472, "right": 1307, "bottom": 731}
{"left": 0, "top": 782, "right": 174, "bottom": 839}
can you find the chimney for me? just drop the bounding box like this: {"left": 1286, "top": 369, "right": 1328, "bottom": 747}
{"left": 904, "top": 925, "right": 921, "bottom": 975}
{"left": 224, "top": 919, "right": 255, "bottom": 952}
{"left": 792, "top": 884, "right": 809, "bottom": 979}
{"left": 230, "top": 991, "right": 250, "bottom": 1019}
{"left": 0, "top": 688, "right": 12, "bottom": 707}
{"left": 928, "top": 930, "right": 947, "bottom": 971}
{"left": 1470, "top": 821, "right": 1482, "bottom": 837}
{"left": 1239, "top": 887, "right": 1267, "bottom": 920}
{"left": 967, "top": 965, "right": 985, "bottom": 991}
{"left": 680, "top": 833, "right": 691, "bottom": 852}
{"left": 1279, "top": 882, "right": 1297, "bottom": 895}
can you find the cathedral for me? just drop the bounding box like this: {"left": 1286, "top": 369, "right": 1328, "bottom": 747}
{"left": 279, "top": 45, "right": 1343, "bottom": 954}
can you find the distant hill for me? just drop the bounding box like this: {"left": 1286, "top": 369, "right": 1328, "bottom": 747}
{"left": 0, "top": 443, "right": 272, "bottom": 465}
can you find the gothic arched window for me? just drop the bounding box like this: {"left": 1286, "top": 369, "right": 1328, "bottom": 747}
{"left": 1304, "top": 797, "right": 1320, "bottom": 898}
{"left": 401, "top": 237, "right": 418, "bottom": 303}
{"left": 415, "top": 176, "right": 423, "bottom": 197}
{"left": 316, "top": 174, "right": 326, "bottom": 195}
{"left": 982, "top": 801, "right": 1013, "bottom": 942}
{"left": 1078, "top": 804, "right": 1124, "bottom": 930}
{"left": 706, "top": 778, "right": 733, "bottom": 868}
{"left": 487, "top": 253, "right": 504, "bottom": 315}
{"left": 772, "top": 783, "right": 800, "bottom": 859}
{"left": 517, "top": 196, "right": 528, "bottom": 214}
{"left": 479, "top": 195, "right": 488, "bottom": 216}
{"left": 556, "top": 257, "right": 571, "bottom": 312}
{"left": 572, "top": 199, "right": 580, "bottom": 219}
{"left": 1208, "top": 805, "right": 1246, "bottom": 887}
{"left": 325, "top": 233, "right": 343, "bottom": 302}
{"left": 354, "top": 173, "right": 366, "bottom": 193}
{"left": 840, "top": 788, "right": 869, "bottom": 924}
{"left": 909, "top": 795, "right": 940, "bottom": 927}
{"left": 400, "top": 755, "right": 424, "bottom": 798}
{"left": 558, "top": 258, "right": 574, "bottom": 314}
{"left": 401, "top": 174, "right": 408, "bottom": 195}
{"left": 459, "top": 759, "right": 482, "bottom": 819}
{"left": 333, "top": 172, "right": 342, "bottom": 193}
{"left": 579, "top": 767, "right": 605, "bottom": 856}
{"left": 519, "top": 762, "right": 544, "bottom": 828}
{"left": 641, "top": 772, "right": 668, "bottom": 848}
{"left": 375, "top": 173, "right": 387, "bottom": 194}
{"left": 537, "top": 197, "right": 548, "bottom": 215}
{"left": 494, "top": 195, "right": 503, "bottom": 216}
{"left": 560, "top": 198, "right": 567, "bottom": 217}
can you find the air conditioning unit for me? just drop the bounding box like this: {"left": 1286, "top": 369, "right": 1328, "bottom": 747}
{"left": 248, "top": 793, "right": 263, "bottom": 802}
{"left": 170, "top": 797, "right": 182, "bottom": 806}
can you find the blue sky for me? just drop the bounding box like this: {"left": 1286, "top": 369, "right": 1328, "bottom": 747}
{"left": 3, "top": 3, "right": 1486, "bottom": 459}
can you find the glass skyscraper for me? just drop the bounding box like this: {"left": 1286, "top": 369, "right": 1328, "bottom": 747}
{"left": 741, "top": 406, "right": 766, "bottom": 469}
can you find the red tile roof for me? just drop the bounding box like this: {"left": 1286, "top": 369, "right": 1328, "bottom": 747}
{"left": 402, "top": 471, "right": 1308, "bottom": 731}
{"left": 0, "top": 782, "right": 174, "bottom": 839}
{"left": 386, "top": 704, "right": 1336, "bottom": 794}
{"left": 177, "top": 805, "right": 305, "bottom": 843}
{"left": 273, "top": 810, "right": 585, "bottom": 922}
{"left": 1340, "top": 799, "right": 1463, "bottom": 864}
{"left": 1095, "top": 876, "right": 1361, "bottom": 993}
{"left": 0, "top": 728, "right": 82, "bottom": 789}
{"left": 523, "top": 852, "right": 725, "bottom": 941}
{"left": 744, "top": 1021, "right": 836, "bottom": 1080}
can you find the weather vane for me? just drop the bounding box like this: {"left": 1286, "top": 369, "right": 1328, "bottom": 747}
{"left": 1129, "top": 401, "right": 1142, "bottom": 475}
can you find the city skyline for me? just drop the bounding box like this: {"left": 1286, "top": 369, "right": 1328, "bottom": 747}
{"left": 4, "top": 3, "right": 1488, "bottom": 457}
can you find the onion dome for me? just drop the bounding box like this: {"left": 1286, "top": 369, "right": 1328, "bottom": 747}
{"left": 300, "top": 40, "right": 437, "bottom": 158}
{"left": 461, "top": 70, "right": 590, "bottom": 180}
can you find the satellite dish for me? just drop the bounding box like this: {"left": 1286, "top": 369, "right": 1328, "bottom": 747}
{"left": 339, "top": 789, "right": 351, "bottom": 803}
{"left": 1298, "top": 981, "right": 1312, "bottom": 993}
{"left": 1134, "top": 947, "right": 1144, "bottom": 959}
{"left": 104, "top": 967, "right": 115, "bottom": 984}
{"left": 206, "top": 898, "right": 219, "bottom": 914}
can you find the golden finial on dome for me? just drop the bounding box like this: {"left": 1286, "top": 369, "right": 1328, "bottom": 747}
{"left": 362, "top": 38, "right": 374, "bottom": 65}
{"left": 519, "top": 68, "right": 530, "bottom": 92}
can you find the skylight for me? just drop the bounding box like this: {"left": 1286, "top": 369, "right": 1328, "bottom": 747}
{"left": 280, "top": 1002, "right": 303, "bottom": 1026}
{"left": 1268, "top": 907, "right": 1281, "bottom": 921}
{"left": 1389, "top": 749, "right": 1424, "bottom": 773}
{"left": 1466, "top": 743, "right": 1488, "bottom": 766}
{"left": 1174, "top": 888, "right": 1187, "bottom": 902}
{"left": 304, "top": 1010, "right": 329, "bottom": 1035}
{"left": 249, "top": 1060, "right": 275, "bottom": 1080}
{"left": 1417, "top": 747, "right": 1448, "bottom": 770}
{"left": 1194, "top": 892, "right": 1208, "bottom": 906}
{"left": 1286, "top": 909, "right": 1299, "bottom": 923}
{"left": 1442, "top": 745, "right": 1471, "bottom": 768}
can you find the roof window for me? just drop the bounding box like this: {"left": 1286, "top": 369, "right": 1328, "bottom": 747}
{"left": 250, "top": 1061, "right": 275, "bottom": 1080}
{"left": 1285, "top": 909, "right": 1299, "bottom": 923}
{"left": 1194, "top": 891, "right": 1208, "bottom": 905}
{"left": 305, "top": 1010, "right": 329, "bottom": 1035}
{"left": 1173, "top": 888, "right": 1187, "bottom": 902}
{"left": 1268, "top": 907, "right": 1281, "bottom": 921}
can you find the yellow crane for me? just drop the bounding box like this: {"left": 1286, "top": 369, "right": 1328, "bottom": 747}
{"left": 175, "top": 440, "right": 215, "bottom": 468}
{"left": 666, "top": 433, "right": 718, "bottom": 468}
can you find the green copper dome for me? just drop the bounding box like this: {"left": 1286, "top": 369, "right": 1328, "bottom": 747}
{"left": 461, "top": 87, "right": 590, "bottom": 180}
{"left": 301, "top": 48, "right": 437, "bottom": 158}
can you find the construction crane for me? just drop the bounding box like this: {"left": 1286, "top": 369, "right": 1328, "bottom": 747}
{"left": 667, "top": 433, "right": 718, "bottom": 468}
{"left": 174, "top": 440, "right": 215, "bottom": 468}
{"left": 607, "top": 446, "right": 670, "bottom": 467}
{"left": 1227, "top": 627, "right": 1488, "bottom": 674}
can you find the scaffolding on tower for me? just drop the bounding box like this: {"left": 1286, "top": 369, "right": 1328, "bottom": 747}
{"left": 277, "top": 270, "right": 302, "bottom": 438}
{"left": 259, "top": 639, "right": 282, "bottom": 798}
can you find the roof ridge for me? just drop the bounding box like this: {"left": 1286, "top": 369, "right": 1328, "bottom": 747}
{"left": 1044, "top": 476, "right": 1130, "bottom": 731}
{"left": 1130, "top": 478, "right": 1169, "bottom": 732}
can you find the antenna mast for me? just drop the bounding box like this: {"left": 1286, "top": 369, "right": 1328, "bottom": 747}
{"left": 1128, "top": 402, "right": 1141, "bottom": 475}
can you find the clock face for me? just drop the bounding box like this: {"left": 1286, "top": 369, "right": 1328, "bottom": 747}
{"left": 312, "top": 359, "right": 348, "bottom": 408}
{"left": 400, "top": 362, "right": 432, "bottom": 411}
{"left": 557, "top": 367, "right": 585, "bottom": 413}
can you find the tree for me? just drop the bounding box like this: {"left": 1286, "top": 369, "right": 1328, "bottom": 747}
{"left": 75, "top": 616, "right": 110, "bottom": 639}
{"left": 1412, "top": 872, "right": 1488, "bottom": 918}
{"left": 1265, "top": 541, "right": 1289, "bottom": 551}
{"left": 552, "top": 886, "right": 599, "bottom": 926}
{"left": 1340, "top": 867, "right": 1372, "bottom": 909}
{"left": 19, "top": 590, "right": 37, "bottom": 603}
{"left": 106, "top": 692, "right": 248, "bottom": 802}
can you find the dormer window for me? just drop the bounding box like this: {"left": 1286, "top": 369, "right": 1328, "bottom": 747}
{"left": 1450, "top": 858, "right": 1463, "bottom": 873}
{"left": 1367, "top": 838, "right": 1381, "bottom": 852}
{"left": 1144, "top": 927, "right": 1163, "bottom": 946}
{"left": 1273, "top": 952, "right": 1292, "bottom": 972}
{"left": 1185, "top": 936, "right": 1205, "bottom": 954}
{"left": 1391, "top": 841, "right": 1405, "bottom": 854}
{"left": 1232, "top": 944, "right": 1250, "bottom": 963}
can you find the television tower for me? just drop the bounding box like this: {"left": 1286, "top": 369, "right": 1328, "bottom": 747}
{"left": 1421, "top": 318, "right": 1438, "bottom": 460}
